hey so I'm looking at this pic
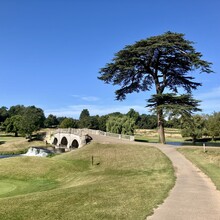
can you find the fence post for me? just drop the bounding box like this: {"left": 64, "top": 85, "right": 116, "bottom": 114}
{"left": 203, "top": 143, "right": 206, "bottom": 153}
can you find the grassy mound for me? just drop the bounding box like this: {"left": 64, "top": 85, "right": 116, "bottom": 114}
{"left": 0, "top": 142, "right": 175, "bottom": 219}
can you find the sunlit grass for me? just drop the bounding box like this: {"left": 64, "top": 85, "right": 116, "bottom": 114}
{"left": 0, "top": 142, "right": 175, "bottom": 219}
{"left": 135, "top": 128, "right": 184, "bottom": 143}
{"left": 178, "top": 147, "right": 220, "bottom": 190}
{"left": 0, "top": 132, "right": 47, "bottom": 154}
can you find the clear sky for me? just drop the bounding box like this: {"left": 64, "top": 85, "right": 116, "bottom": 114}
{"left": 0, "top": 0, "right": 219, "bottom": 118}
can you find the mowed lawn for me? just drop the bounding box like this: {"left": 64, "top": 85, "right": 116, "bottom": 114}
{"left": 0, "top": 142, "right": 175, "bottom": 220}
{"left": 178, "top": 147, "right": 220, "bottom": 190}
{"left": 0, "top": 134, "right": 45, "bottom": 155}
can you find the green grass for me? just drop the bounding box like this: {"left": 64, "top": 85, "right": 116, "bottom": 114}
{"left": 0, "top": 132, "right": 48, "bottom": 155}
{"left": 135, "top": 128, "right": 184, "bottom": 143}
{"left": 178, "top": 147, "right": 220, "bottom": 190}
{"left": 0, "top": 142, "right": 175, "bottom": 219}
{"left": 135, "top": 135, "right": 184, "bottom": 143}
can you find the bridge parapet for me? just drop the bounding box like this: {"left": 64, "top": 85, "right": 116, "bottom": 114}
{"left": 53, "top": 128, "right": 84, "bottom": 136}
{"left": 51, "top": 128, "right": 134, "bottom": 142}
{"left": 80, "top": 129, "right": 135, "bottom": 141}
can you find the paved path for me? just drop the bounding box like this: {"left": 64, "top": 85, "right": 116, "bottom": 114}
{"left": 147, "top": 144, "right": 220, "bottom": 220}
{"left": 91, "top": 134, "right": 220, "bottom": 219}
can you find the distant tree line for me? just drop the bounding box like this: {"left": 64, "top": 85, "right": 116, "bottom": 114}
{"left": 0, "top": 105, "right": 158, "bottom": 137}
{"left": 0, "top": 105, "right": 219, "bottom": 140}
{"left": 53, "top": 108, "right": 159, "bottom": 135}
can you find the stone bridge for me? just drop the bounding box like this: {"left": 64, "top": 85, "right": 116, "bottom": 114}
{"left": 49, "top": 128, "right": 90, "bottom": 150}
{"left": 48, "top": 128, "right": 135, "bottom": 150}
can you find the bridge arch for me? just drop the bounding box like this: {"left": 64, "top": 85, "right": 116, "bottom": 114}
{"left": 53, "top": 137, "right": 58, "bottom": 145}
{"left": 60, "top": 136, "right": 68, "bottom": 147}
{"left": 70, "top": 139, "right": 79, "bottom": 148}
{"left": 51, "top": 129, "right": 89, "bottom": 149}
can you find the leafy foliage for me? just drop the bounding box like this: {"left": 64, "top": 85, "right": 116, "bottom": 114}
{"left": 106, "top": 116, "right": 135, "bottom": 135}
{"left": 3, "top": 115, "right": 22, "bottom": 137}
{"left": 99, "top": 31, "right": 212, "bottom": 143}
{"left": 18, "top": 106, "right": 45, "bottom": 138}
{"left": 0, "top": 106, "right": 9, "bottom": 123}
{"left": 98, "top": 115, "right": 108, "bottom": 131}
{"left": 99, "top": 31, "right": 212, "bottom": 100}
{"left": 181, "top": 114, "right": 206, "bottom": 143}
{"left": 44, "top": 114, "right": 59, "bottom": 128}
{"left": 136, "top": 114, "right": 158, "bottom": 129}
{"left": 79, "top": 109, "right": 91, "bottom": 128}
{"left": 206, "top": 112, "right": 220, "bottom": 140}
{"left": 147, "top": 93, "right": 201, "bottom": 116}
{"left": 8, "top": 105, "right": 25, "bottom": 117}
{"left": 59, "top": 118, "right": 78, "bottom": 128}
{"left": 126, "top": 108, "right": 140, "bottom": 124}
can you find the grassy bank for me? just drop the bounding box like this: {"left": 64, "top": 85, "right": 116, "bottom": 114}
{"left": 0, "top": 133, "right": 47, "bottom": 154}
{"left": 0, "top": 142, "right": 175, "bottom": 219}
{"left": 178, "top": 147, "right": 220, "bottom": 190}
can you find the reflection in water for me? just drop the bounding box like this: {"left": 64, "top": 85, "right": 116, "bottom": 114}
{"left": 167, "top": 142, "right": 220, "bottom": 147}
{"left": 0, "top": 154, "right": 20, "bottom": 159}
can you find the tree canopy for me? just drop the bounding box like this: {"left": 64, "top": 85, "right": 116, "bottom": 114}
{"left": 98, "top": 31, "right": 212, "bottom": 143}
{"left": 207, "top": 112, "right": 220, "bottom": 140}
{"left": 18, "top": 106, "right": 45, "bottom": 138}
{"left": 106, "top": 116, "right": 135, "bottom": 135}
{"left": 0, "top": 106, "right": 9, "bottom": 123}
{"left": 79, "top": 109, "right": 91, "bottom": 128}
{"left": 181, "top": 114, "right": 206, "bottom": 143}
{"left": 44, "top": 114, "right": 59, "bottom": 128}
{"left": 59, "top": 118, "right": 78, "bottom": 128}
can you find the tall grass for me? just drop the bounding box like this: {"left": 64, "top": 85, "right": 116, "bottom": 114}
{"left": 135, "top": 128, "right": 184, "bottom": 143}
{"left": 0, "top": 142, "right": 175, "bottom": 219}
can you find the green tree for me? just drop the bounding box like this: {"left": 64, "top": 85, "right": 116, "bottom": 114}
{"left": 59, "top": 118, "right": 78, "bottom": 128}
{"left": 165, "top": 116, "right": 181, "bottom": 128}
{"left": 3, "top": 115, "right": 22, "bottom": 137}
{"left": 19, "top": 106, "right": 45, "bottom": 138}
{"left": 207, "top": 112, "right": 220, "bottom": 140}
{"left": 79, "top": 109, "right": 91, "bottom": 128}
{"left": 98, "top": 32, "right": 212, "bottom": 144}
{"left": 90, "top": 115, "right": 100, "bottom": 130}
{"left": 8, "top": 105, "right": 25, "bottom": 117}
{"left": 44, "top": 114, "right": 59, "bottom": 128}
{"left": 0, "top": 106, "right": 9, "bottom": 123}
{"left": 107, "top": 112, "right": 123, "bottom": 117}
{"left": 106, "top": 116, "right": 135, "bottom": 135}
{"left": 136, "top": 114, "right": 157, "bottom": 129}
{"left": 126, "top": 108, "right": 139, "bottom": 124}
{"left": 98, "top": 115, "right": 109, "bottom": 131}
{"left": 181, "top": 114, "right": 206, "bottom": 143}
{"left": 57, "top": 117, "right": 66, "bottom": 126}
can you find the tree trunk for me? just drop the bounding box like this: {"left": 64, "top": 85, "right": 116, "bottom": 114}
{"left": 192, "top": 135, "right": 196, "bottom": 144}
{"left": 157, "top": 109, "right": 166, "bottom": 144}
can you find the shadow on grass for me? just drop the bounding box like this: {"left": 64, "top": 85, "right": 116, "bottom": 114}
{"left": 185, "top": 137, "right": 220, "bottom": 143}
{"left": 0, "top": 141, "right": 6, "bottom": 145}
{"left": 135, "top": 139, "right": 149, "bottom": 143}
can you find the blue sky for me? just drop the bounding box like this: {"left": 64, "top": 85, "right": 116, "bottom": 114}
{"left": 0, "top": 0, "right": 220, "bottom": 118}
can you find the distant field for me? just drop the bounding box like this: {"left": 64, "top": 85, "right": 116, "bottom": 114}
{"left": 0, "top": 132, "right": 46, "bottom": 154}
{"left": 178, "top": 147, "right": 220, "bottom": 190}
{"left": 135, "top": 128, "right": 184, "bottom": 143}
{"left": 0, "top": 142, "right": 175, "bottom": 219}
{"left": 0, "top": 133, "right": 24, "bottom": 142}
